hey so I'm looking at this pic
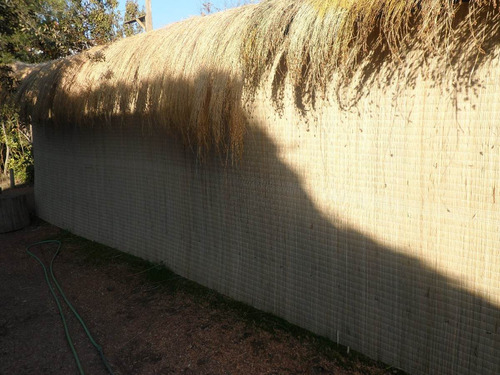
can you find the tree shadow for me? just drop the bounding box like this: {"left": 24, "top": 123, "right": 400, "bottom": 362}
{"left": 31, "top": 97, "right": 500, "bottom": 375}
{"left": 14, "top": 20, "right": 500, "bottom": 373}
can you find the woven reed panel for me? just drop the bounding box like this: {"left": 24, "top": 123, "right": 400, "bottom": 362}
{"left": 33, "top": 57, "right": 500, "bottom": 374}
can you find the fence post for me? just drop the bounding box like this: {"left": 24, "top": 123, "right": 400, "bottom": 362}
{"left": 9, "top": 169, "right": 15, "bottom": 188}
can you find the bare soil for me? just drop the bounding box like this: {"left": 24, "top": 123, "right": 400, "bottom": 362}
{"left": 0, "top": 219, "right": 405, "bottom": 375}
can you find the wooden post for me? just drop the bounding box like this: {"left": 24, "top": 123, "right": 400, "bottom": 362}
{"left": 145, "top": 0, "right": 153, "bottom": 32}
{"left": 9, "top": 169, "right": 14, "bottom": 188}
{"left": 123, "top": 1, "right": 152, "bottom": 33}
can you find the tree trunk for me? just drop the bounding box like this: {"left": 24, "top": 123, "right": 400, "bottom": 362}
{"left": 145, "top": 0, "right": 153, "bottom": 31}
{"left": 1, "top": 122, "right": 10, "bottom": 176}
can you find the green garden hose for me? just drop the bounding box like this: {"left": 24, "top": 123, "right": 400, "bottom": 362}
{"left": 26, "top": 240, "right": 115, "bottom": 375}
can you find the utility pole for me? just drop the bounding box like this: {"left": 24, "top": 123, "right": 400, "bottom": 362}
{"left": 145, "top": 0, "right": 153, "bottom": 32}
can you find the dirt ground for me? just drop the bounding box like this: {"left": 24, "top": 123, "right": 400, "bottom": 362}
{"left": 0, "top": 219, "right": 405, "bottom": 375}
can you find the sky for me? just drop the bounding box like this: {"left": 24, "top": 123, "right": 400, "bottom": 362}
{"left": 118, "top": 1, "right": 253, "bottom": 30}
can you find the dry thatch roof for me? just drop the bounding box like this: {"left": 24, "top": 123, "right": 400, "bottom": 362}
{"left": 12, "top": 0, "right": 500, "bottom": 158}
{"left": 14, "top": 6, "right": 253, "bottom": 160}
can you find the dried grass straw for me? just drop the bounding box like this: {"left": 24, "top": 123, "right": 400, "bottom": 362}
{"left": 12, "top": 0, "right": 500, "bottom": 159}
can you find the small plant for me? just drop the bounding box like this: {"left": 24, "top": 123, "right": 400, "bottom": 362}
{"left": 0, "top": 103, "right": 34, "bottom": 185}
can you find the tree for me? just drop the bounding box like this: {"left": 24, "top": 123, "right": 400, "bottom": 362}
{"left": 0, "top": 0, "right": 137, "bottom": 183}
{"left": 0, "top": 103, "right": 33, "bottom": 182}
{"left": 0, "top": 0, "right": 122, "bottom": 64}
{"left": 201, "top": 0, "right": 259, "bottom": 16}
{"left": 201, "top": 2, "right": 217, "bottom": 15}
{"left": 0, "top": 65, "right": 33, "bottom": 183}
{"left": 70, "top": 0, "right": 121, "bottom": 45}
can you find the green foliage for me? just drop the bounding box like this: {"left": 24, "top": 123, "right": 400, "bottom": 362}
{"left": 9, "top": 146, "right": 34, "bottom": 184}
{"left": 0, "top": 103, "right": 34, "bottom": 185}
{"left": 0, "top": 0, "right": 123, "bottom": 64}
{"left": 0, "top": 0, "right": 144, "bottom": 184}
{"left": 70, "top": 0, "right": 121, "bottom": 45}
{"left": 0, "top": 64, "right": 17, "bottom": 93}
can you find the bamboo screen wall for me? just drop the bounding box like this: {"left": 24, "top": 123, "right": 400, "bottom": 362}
{"left": 33, "top": 53, "right": 500, "bottom": 375}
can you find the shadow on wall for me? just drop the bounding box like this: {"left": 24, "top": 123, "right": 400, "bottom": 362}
{"left": 20, "top": 15, "right": 500, "bottom": 373}
{"left": 32, "top": 103, "right": 500, "bottom": 375}
{"left": 207, "top": 125, "right": 500, "bottom": 375}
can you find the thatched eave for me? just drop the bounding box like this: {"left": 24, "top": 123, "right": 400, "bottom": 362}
{"left": 12, "top": 0, "right": 500, "bottom": 158}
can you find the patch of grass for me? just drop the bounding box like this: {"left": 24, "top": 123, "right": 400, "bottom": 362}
{"left": 47, "top": 228, "right": 407, "bottom": 374}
